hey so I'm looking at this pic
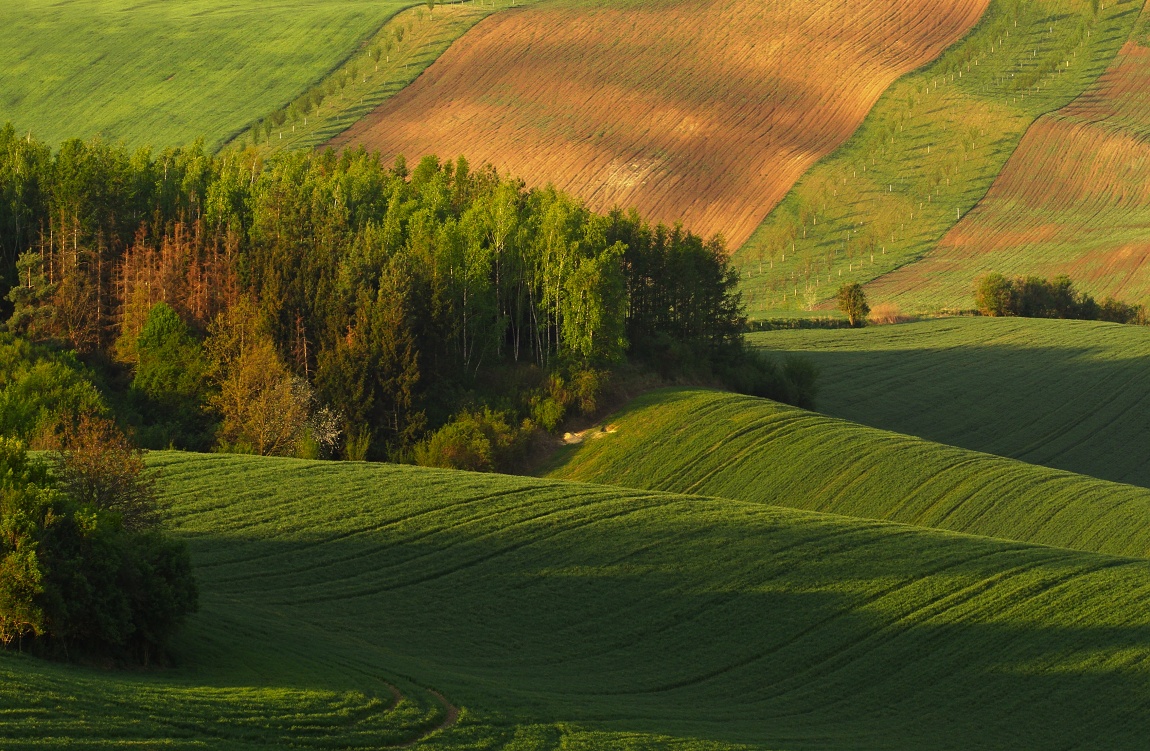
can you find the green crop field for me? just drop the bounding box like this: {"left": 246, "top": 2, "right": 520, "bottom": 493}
{"left": 4, "top": 451, "right": 1150, "bottom": 749}
{"left": 0, "top": 0, "right": 411, "bottom": 150}
{"left": 544, "top": 387, "right": 1150, "bottom": 557}
{"left": 733, "top": 0, "right": 1142, "bottom": 317}
{"left": 751, "top": 316, "right": 1150, "bottom": 487}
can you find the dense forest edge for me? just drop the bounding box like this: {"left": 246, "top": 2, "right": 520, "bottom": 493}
{"left": 0, "top": 125, "right": 815, "bottom": 471}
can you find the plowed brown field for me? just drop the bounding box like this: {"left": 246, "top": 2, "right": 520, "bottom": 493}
{"left": 872, "top": 14, "right": 1150, "bottom": 309}
{"left": 331, "top": 0, "right": 989, "bottom": 248}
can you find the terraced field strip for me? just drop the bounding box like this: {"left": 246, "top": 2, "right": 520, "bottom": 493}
{"left": 234, "top": 2, "right": 537, "bottom": 156}
{"left": 5, "top": 452, "right": 1150, "bottom": 748}
{"left": 332, "top": 0, "right": 989, "bottom": 247}
{"left": 751, "top": 316, "right": 1150, "bottom": 487}
{"left": 873, "top": 7, "right": 1150, "bottom": 310}
{"left": 734, "top": 0, "right": 1141, "bottom": 317}
{"left": 0, "top": 0, "right": 406, "bottom": 150}
{"left": 544, "top": 386, "right": 1150, "bottom": 558}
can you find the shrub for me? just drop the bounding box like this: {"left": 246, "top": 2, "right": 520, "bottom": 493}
{"left": 869, "top": 302, "right": 910, "bottom": 325}
{"left": 717, "top": 351, "right": 819, "bottom": 409}
{"left": 529, "top": 395, "right": 566, "bottom": 432}
{"left": 570, "top": 367, "right": 610, "bottom": 415}
{"left": 129, "top": 302, "right": 214, "bottom": 450}
{"left": 781, "top": 356, "right": 820, "bottom": 409}
{"left": 974, "top": 273, "right": 1014, "bottom": 316}
{"left": 205, "top": 297, "right": 312, "bottom": 456}
{"left": 1099, "top": 297, "right": 1145, "bottom": 324}
{"left": 414, "top": 409, "right": 531, "bottom": 472}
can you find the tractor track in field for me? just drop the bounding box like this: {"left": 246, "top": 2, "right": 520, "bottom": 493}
{"left": 393, "top": 688, "right": 460, "bottom": 748}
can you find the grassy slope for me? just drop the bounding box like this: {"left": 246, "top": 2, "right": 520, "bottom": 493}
{"left": 3, "top": 453, "right": 1150, "bottom": 748}
{"left": 872, "top": 6, "right": 1150, "bottom": 310}
{"left": 752, "top": 316, "right": 1150, "bottom": 487}
{"left": 236, "top": 2, "right": 537, "bottom": 156}
{"left": 0, "top": 0, "right": 408, "bottom": 150}
{"left": 543, "top": 387, "right": 1150, "bottom": 558}
{"left": 733, "top": 0, "right": 1142, "bottom": 317}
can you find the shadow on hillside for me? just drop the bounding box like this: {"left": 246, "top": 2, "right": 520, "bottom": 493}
{"left": 153, "top": 511, "right": 1150, "bottom": 751}
{"left": 753, "top": 337, "right": 1150, "bottom": 488}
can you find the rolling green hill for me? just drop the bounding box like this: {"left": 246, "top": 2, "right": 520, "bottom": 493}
{"left": 0, "top": 0, "right": 408, "bottom": 150}
{"left": 733, "top": 0, "right": 1143, "bottom": 317}
{"left": 4, "top": 452, "right": 1150, "bottom": 748}
{"left": 543, "top": 387, "right": 1150, "bottom": 558}
{"left": 751, "top": 316, "right": 1150, "bottom": 487}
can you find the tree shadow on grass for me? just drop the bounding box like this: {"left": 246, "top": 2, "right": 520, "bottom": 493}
{"left": 754, "top": 336, "right": 1150, "bottom": 488}
{"left": 148, "top": 505, "right": 1150, "bottom": 750}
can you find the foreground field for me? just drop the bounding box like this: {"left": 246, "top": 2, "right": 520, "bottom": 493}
{"left": 544, "top": 387, "right": 1150, "bottom": 557}
{"left": 752, "top": 317, "right": 1150, "bottom": 486}
{"left": 734, "top": 0, "right": 1141, "bottom": 316}
{"left": 872, "top": 8, "right": 1150, "bottom": 310}
{"left": 3, "top": 453, "right": 1150, "bottom": 748}
{"left": 0, "top": 0, "right": 405, "bottom": 149}
{"left": 334, "top": 0, "right": 988, "bottom": 247}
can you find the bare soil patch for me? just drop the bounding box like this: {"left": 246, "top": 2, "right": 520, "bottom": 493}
{"left": 332, "top": 0, "right": 988, "bottom": 248}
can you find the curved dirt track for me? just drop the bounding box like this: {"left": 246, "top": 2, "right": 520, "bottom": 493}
{"left": 395, "top": 689, "right": 460, "bottom": 747}
{"left": 332, "top": 0, "right": 989, "bottom": 248}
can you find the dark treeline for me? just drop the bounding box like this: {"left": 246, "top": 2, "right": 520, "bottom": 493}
{"left": 0, "top": 125, "right": 810, "bottom": 464}
{"left": 975, "top": 273, "right": 1146, "bottom": 324}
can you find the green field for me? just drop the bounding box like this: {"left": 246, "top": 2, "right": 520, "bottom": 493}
{"left": 0, "top": 0, "right": 409, "bottom": 150}
{"left": 751, "top": 316, "right": 1150, "bottom": 487}
{"left": 4, "top": 452, "right": 1150, "bottom": 749}
{"left": 240, "top": 2, "right": 533, "bottom": 155}
{"left": 544, "top": 387, "right": 1150, "bottom": 557}
{"left": 733, "top": 0, "right": 1142, "bottom": 317}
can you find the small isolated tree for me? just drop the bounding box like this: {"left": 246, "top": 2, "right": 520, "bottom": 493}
{"left": 836, "top": 282, "right": 869, "bottom": 327}
{"left": 48, "top": 413, "right": 161, "bottom": 532}
{"left": 426, "top": 0, "right": 435, "bottom": 18}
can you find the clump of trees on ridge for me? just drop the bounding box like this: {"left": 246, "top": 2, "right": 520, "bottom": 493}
{"left": 0, "top": 125, "right": 813, "bottom": 468}
{"left": 975, "top": 273, "right": 1145, "bottom": 324}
